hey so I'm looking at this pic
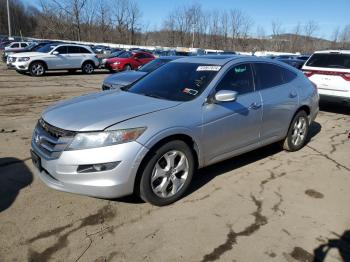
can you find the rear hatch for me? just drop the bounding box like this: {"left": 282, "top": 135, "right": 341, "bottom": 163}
{"left": 302, "top": 52, "right": 350, "bottom": 92}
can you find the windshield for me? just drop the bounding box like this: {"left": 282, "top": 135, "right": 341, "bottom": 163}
{"left": 138, "top": 59, "right": 170, "bottom": 73}
{"left": 126, "top": 62, "right": 220, "bottom": 101}
{"left": 36, "top": 44, "right": 57, "bottom": 53}
{"left": 107, "top": 51, "right": 124, "bottom": 58}
{"left": 118, "top": 51, "right": 133, "bottom": 58}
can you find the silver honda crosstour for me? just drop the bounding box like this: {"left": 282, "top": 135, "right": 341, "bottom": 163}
{"left": 31, "top": 55, "right": 319, "bottom": 206}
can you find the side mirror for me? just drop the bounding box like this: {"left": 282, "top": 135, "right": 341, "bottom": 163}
{"left": 214, "top": 90, "right": 238, "bottom": 102}
{"left": 52, "top": 51, "right": 59, "bottom": 55}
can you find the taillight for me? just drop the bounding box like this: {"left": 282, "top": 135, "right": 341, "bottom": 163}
{"left": 342, "top": 73, "right": 350, "bottom": 81}
{"left": 95, "top": 55, "right": 99, "bottom": 59}
{"left": 303, "top": 71, "right": 313, "bottom": 77}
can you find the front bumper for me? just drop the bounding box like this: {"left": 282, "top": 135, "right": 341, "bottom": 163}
{"left": 105, "top": 63, "right": 122, "bottom": 71}
{"left": 12, "top": 61, "right": 30, "bottom": 71}
{"left": 31, "top": 140, "right": 149, "bottom": 198}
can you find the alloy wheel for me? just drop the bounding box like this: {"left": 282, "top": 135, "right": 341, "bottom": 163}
{"left": 151, "top": 150, "right": 189, "bottom": 198}
{"left": 291, "top": 116, "right": 307, "bottom": 146}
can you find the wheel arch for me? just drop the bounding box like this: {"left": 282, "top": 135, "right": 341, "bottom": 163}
{"left": 82, "top": 59, "right": 96, "bottom": 68}
{"left": 133, "top": 133, "right": 200, "bottom": 195}
{"left": 29, "top": 60, "right": 48, "bottom": 70}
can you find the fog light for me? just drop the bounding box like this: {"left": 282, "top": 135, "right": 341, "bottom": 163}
{"left": 77, "top": 161, "right": 120, "bottom": 173}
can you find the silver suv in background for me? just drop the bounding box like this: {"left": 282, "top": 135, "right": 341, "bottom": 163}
{"left": 9, "top": 44, "right": 100, "bottom": 76}
{"left": 31, "top": 56, "right": 318, "bottom": 206}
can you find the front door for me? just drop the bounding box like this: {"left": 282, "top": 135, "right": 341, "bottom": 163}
{"left": 202, "top": 63, "right": 262, "bottom": 165}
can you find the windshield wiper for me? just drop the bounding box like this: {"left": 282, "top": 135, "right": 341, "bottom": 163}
{"left": 142, "top": 93, "right": 165, "bottom": 100}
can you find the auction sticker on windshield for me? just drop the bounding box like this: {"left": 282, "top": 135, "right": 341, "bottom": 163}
{"left": 196, "top": 66, "right": 221, "bottom": 71}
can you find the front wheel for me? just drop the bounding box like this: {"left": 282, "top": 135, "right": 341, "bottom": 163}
{"left": 29, "top": 62, "right": 46, "bottom": 76}
{"left": 139, "top": 140, "right": 194, "bottom": 206}
{"left": 82, "top": 62, "right": 94, "bottom": 74}
{"left": 282, "top": 110, "right": 309, "bottom": 151}
{"left": 124, "top": 64, "right": 132, "bottom": 71}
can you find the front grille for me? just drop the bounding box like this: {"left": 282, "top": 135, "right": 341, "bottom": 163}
{"left": 32, "top": 119, "right": 75, "bottom": 160}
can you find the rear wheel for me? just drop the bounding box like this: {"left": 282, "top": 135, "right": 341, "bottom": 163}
{"left": 29, "top": 62, "right": 45, "bottom": 76}
{"left": 139, "top": 140, "right": 194, "bottom": 206}
{"left": 82, "top": 62, "right": 94, "bottom": 74}
{"left": 282, "top": 110, "right": 309, "bottom": 151}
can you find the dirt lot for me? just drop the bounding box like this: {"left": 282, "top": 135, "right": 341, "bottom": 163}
{"left": 0, "top": 64, "right": 349, "bottom": 262}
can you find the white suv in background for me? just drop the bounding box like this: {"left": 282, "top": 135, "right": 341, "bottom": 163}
{"left": 9, "top": 44, "right": 100, "bottom": 76}
{"left": 302, "top": 50, "right": 350, "bottom": 103}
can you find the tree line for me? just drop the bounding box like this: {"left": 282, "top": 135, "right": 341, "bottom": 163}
{"left": 1, "top": 0, "right": 350, "bottom": 53}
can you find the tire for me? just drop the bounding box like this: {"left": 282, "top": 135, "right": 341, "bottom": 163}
{"left": 82, "top": 62, "right": 94, "bottom": 74}
{"left": 282, "top": 110, "right": 309, "bottom": 151}
{"left": 139, "top": 140, "right": 195, "bottom": 206}
{"left": 68, "top": 69, "right": 77, "bottom": 74}
{"left": 29, "top": 62, "right": 46, "bottom": 76}
{"left": 124, "top": 64, "right": 132, "bottom": 71}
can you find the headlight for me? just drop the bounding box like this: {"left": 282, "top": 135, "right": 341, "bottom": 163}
{"left": 113, "top": 61, "right": 120, "bottom": 65}
{"left": 67, "top": 127, "right": 146, "bottom": 150}
{"left": 18, "top": 57, "right": 30, "bottom": 62}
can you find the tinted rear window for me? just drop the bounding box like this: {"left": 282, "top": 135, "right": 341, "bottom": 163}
{"left": 254, "top": 63, "right": 296, "bottom": 89}
{"left": 306, "top": 53, "right": 350, "bottom": 69}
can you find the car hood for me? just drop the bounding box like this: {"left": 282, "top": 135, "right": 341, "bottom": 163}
{"left": 42, "top": 91, "right": 181, "bottom": 132}
{"left": 104, "top": 71, "right": 147, "bottom": 85}
{"left": 12, "top": 52, "right": 44, "bottom": 57}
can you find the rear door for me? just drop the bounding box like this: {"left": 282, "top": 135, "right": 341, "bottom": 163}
{"left": 253, "top": 63, "right": 299, "bottom": 141}
{"left": 66, "top": 46, "right": 83, "bottom": 68}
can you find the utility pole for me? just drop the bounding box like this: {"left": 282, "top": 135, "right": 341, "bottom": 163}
{"left": 7, "top": 0, "right": 12, "bottom": 38}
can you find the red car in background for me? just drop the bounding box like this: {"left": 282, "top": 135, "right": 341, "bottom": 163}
{"left": 105, "top": 51, "right": 155, "bottom": 72}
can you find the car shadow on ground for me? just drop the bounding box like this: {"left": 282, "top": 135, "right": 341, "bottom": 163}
{"left": 186, "top": 121, "right": 322, "bottom": 198}
{"left": 0, "top": 157, "right": 33, "bottom": 212}
{"left": 319, "top": 100, "right": 350, "bottom": 116}
{"left": 313, "top": 230, "right": 350, "bottom": 262}
{"left": 15, "top": 70, "right": 110, "bottom": 77}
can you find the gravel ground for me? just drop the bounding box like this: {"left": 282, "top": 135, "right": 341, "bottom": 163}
{"left": 0, "top": 64, "right": 349, "bottom": 262}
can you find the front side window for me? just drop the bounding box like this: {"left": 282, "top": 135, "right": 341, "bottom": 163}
{"left": 11, "top": 43, "right": 19, "bottom": 48}
{"left": 55, "top": 46, "right": 68, "bottom": 54}
{"left": 215, "top": 63, "right": 254, "bottom": 95}
{"left": 126, "top": 62, "right": 220, "bottom": 101}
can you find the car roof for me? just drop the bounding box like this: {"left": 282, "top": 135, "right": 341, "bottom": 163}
{"left": 158, "top": 56, "right": 184, "bottom": 60}
{"left": 314, "top": 50, "right": 350, "bottom": 54}
{"left": 174, "top": 55, "right": 242, "bottom": 65}
{"left": 56, "top": 44, "right": 91, "bottom": 48}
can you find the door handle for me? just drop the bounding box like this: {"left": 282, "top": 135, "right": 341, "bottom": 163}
{"left": 249, "top": 102, "right": 261, "bottom": 110}
{"left": 289, "top": 91, "right": 297, "bottom": 98}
